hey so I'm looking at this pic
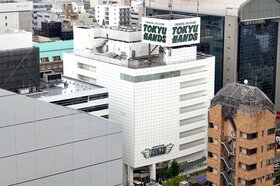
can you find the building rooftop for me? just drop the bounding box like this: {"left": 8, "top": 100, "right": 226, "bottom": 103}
{"left": 74, "top": 50, "right": 210, "bottom": 69}
{"left": 28, "top": 76, "right": 103, "bottom": 99}
{"left": 149, "top": 14, "right": 192, "bottom": 20}
{"left": 211, "top": 83, "right": 274, "bottom": 115}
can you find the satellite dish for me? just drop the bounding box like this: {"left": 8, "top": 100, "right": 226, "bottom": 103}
{"left": 244, "top": 79, "right": 248, "bottom": 85}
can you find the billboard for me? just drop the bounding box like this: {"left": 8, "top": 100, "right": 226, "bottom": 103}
{"left": 142, "top": 16, "right": 200, "bottom": 47}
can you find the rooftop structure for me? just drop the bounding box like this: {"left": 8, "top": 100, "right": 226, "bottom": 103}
{"left": 27, "top": 73, "right": 109, "bottom": 118}
{"left": 29, "top": 75, "right": 102, "bottom": 98}
{"left": 211, "top": 83, "right": 275, "bottom": 115}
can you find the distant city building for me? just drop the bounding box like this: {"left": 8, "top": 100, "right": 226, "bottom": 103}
{"left": 33, "top": 38, "right": 73, "bottom": 73}
{"left": 0, "top": 88, "right": 122, "bottom": 185}
{"left": 0, "top": 0, "right": 33, "bottom": 32}
{"left": 145, "top": 0, "right": 280, "bottom": 119}
{"left": 207, "top": 83, "right": 275, "bottom": 186}
{"left": 27, "top": 73, "right": 109, "bottom": 118}
{"left": 64, "top": 14, "right": 215, "bottom": 185}
{"left": 95, "top": 4, "right": 131, "bottom": 26}
{"left": 0, "top": 30, "right": 40, "bottom": 92}
{"left": 34, "top": 2, "right": 94, "bottom": 34}
{"left": 130, "top": 0, "right": 143, "bottom": 26}
{"left": 36, "top": 11, "right": 62, "bottom": 30}
{"left": 32, "top": 2, "right": 52, "bottom": 31}
{"left": 62, "top": 2, "right": 94, "bottom": 28}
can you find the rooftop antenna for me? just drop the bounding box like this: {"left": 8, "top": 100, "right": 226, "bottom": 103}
{"left": 197, "top": 0, "right": 199, "bottom": 17}
{"left": 168, "top": 0, "right": 172, "bottom": 19}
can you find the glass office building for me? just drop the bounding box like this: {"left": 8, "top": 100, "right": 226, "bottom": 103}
{"left": 238, "top": 20, "right": 278, "bottom": 102}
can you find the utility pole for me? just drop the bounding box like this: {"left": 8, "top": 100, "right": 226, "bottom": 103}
{"left": 168, "top": 0, "right": 172, "bottom": 19}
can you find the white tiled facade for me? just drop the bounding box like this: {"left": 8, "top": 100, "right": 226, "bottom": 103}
{"left": 64, "top": 24, "right": 215, "bottom": 185}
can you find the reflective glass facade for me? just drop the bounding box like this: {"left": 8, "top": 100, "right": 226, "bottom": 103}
{"left": 146, "top": 8, "right": 225, "bottom": 93}
{"left": 238, "top": 21, "right": 278, "bottom": 102}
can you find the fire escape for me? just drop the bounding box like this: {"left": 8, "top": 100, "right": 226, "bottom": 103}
{"left": 221, "top": 115, "right": 236, "bottom": 186}
{"left": 96, "top": 39, "right": 108, "bottom": 53}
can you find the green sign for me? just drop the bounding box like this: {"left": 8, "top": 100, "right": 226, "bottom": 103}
{"left": 143, "top": 24, "right": 167, "bottom": 43}
{"left": 172, "top": 25, "right": 199, "bottom": 43}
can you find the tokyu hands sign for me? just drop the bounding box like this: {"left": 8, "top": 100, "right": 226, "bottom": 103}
{"left": 142, "top": 16, "right": 200, "bottom": 47}
{"left": 141, "top": 143, "right": 174, "bottom": 158}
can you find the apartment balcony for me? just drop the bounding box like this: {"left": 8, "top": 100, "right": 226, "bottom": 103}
{"left": 238, "top": 138, "right": 259, "bottom": 149}
{"left": 237, "top": 168, "right": 258, "bottom": 181}
{"left": 237, "top": 153, "right": 258, "bottom": 165}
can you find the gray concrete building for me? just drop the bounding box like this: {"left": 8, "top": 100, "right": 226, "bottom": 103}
{"left": 0, "top": 0, "right": 33, "bottom": 32}
{"left": 145, "top": 0, "right": 280, "bottom": 119}
{"left": 0, "top": 88, "right": 122, "bottom": 185}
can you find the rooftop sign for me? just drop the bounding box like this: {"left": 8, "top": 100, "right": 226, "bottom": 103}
{"left": 142, "top": 16, "right": 200, "bottom": 47}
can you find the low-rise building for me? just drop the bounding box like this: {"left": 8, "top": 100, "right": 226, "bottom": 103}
{"left": 27, "top": 73, "right": 109, "bottom": 118}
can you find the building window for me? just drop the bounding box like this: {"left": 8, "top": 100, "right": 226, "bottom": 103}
{"left": 266, "top": 158, "right": 274, "bottom": 166}
{"left": 240, "top": 147, "right": 257, "bottom": 155}
{"left": 41, "top": 57, "right": 49, "bottom": 62}
{"left": 120, "top": 70, "right": 180, "bottom": 83}
{"left": 239, "top": 163, "right": 257, "bottom": 171}
{"left": 240, "top": 132, "right": 258, "bottom": 139}
{"left": 78, "top": 104, "right": 109, "bottom": 113}
{"left": 5, "top": 22, "right": 7, "bottom": 26}
{"left": 52, "top": 56, "right": 61, "bottom": 61}
{"left": 209, "top": 122, "right": 214, "bottom": 128}
{"left": 267, "top": 143, "right": 275, "bottom": 150}
{"left": 51, "top": 96, "right": 89, "bottom": 106}
{"left": 208, "top": 166, "right": 217, "bottom": 174}
{"left": 88, "top": 93, "right": 108, "bottom": 101}
{"left": 5, "top": 16, "right": 7, "bottom": 20}
{"left": 268, "top": 128, "right": 275, "bottom": 135}
{"left": 266, "top": 174, "right": 273, "bottom": 180}
{"left": 208, "top": 152, "right": 217, "bottom": 159}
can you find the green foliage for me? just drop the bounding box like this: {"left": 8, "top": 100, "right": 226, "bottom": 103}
{"left": 275, "top": 170, "right": 280, "bottom": 184}
{"left": 163, "top": 175, "right": 185, "bottom": 186}
{"left": 168, "top": 160, "right": 180, "bottom": 178}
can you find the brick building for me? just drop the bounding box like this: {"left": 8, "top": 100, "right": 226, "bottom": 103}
{"left": 207, "top": 83, "right": 275, "bottom": 186}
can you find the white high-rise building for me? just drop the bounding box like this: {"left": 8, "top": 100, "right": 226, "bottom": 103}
{"left": 64, "top": 15, "right": 215, "bottom": 185}
{"left": 95, "top": 4, "right": 131, "bottom": 26}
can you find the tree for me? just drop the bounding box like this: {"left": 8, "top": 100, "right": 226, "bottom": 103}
{"left": 168, "top": 160, "right": 180, "bottom": 178}
{"left": 163, "top": 175, "right": 185, "bottom": 186}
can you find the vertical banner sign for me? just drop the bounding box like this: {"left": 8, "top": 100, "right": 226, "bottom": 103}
{"left": 142, "top": 16, "right": 201, "bottom": 47}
